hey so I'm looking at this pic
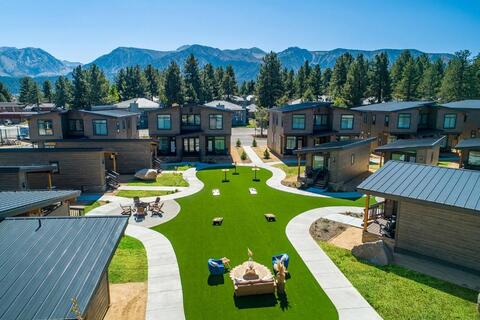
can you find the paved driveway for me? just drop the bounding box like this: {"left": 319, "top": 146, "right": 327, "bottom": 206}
{"left": 231, "top": 127, "right": 267, "bottom": 147}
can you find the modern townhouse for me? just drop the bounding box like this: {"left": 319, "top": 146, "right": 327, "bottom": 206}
{"left": 267, "top": 102, "right": 365, "bottom": 157}
{"left": 204, "top": 100, "right": 248, "bottom": 126}
{"left": 148, "top": 104, "right": 232, "bottom": 162}
{"left": 439, "top": 100, "right": 480, "bottom": 144}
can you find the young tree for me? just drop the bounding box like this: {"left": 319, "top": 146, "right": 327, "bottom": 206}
{"left": 144, "top": 64, "right": 161, "bottom": 99}
{"left": 72, "top": 66, "right": 90, "bottom": 109}
{"left": 256, "top": 52, "right": 283, "bottom": 108}
{"left": 0, "top": 81, "right": 11, "bottom": 102}
{"left": 42, "top": 80, "right": 53, "bottom": 103}
{"left": 183, "top": 54, "right": 203, "bottom": 103}
{"left": 439, "top": 50, "right": 473, "bottom": 102}
{"left": 368, "top": 52, "right": 391, "bottom": 102}
{"left": 222, "top": 65, "right": 237, "bottom": 99}
{"left": 343, "top": 54, "right": 368, "bottom": 106}
{"left": 254, "top": 106, "right": 269, "bottom": 136}
{"left": 54, "top": 76, "right": 72, "bottom": 108}
{"left": 419, "top": 59, "right": 444, "bottom": 100}
{"left": 88, "top": 64, "right": 110, "bottom": 106}
{"left": 201, "top": 63, "right": 216, "bottom": 102}
{"left": 163, "top": 61, "right": 184, "bottom": 106}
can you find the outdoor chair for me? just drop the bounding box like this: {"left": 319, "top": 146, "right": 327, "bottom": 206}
{"left": 149, "top": 197, "right": 161, "bottom": 207}
{"left": 151, "top": 202, "right": 165, "bottom": 217}
{"left": 119, "top": 204, "right": 132, "bottom": 216}
{"left": 272, "top": 253, "right": 290, "bottom": 270}
{"left": 208, "top": 258, "right": 225, "bottom": 275}
{"left": 135, "top": 206, "right": 146, "bottom": 222}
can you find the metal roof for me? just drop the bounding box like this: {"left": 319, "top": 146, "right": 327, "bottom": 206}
{"left": 115, "top": 98, "right": 160, "bottom": 109}
{"left": 455, "top": 138, "right": 480, "bottom": 149}
{"left": 352, "top": 101, "right": 433, "bottom": 112}
{"left": 0, "top": 190, "right": 80, "bottom": 217}
{"left": 0, "top": 216, "right": 128, "bottom": 319}
{"left": 375, "top": 137, "right": 445, "bottom": 152}
{"left": 0, "top": 148, "right": 105, "bottom": 153}
{"left": 440, "top": 100, "right": 480, "bottom": 110}
{"left": 270, "top": 101, "right": 332, "bottom": 113}
{"left": 294, "top": 137, "right": 375, "bottom": 154}
{"left": 0, "top": 165, "right": 56, "bottom": 174}
{"left": 357, "top": 161, "right": 480, "bottom": 212}
{"left": 204, "top": 100, "right": 244, "bottom": 111}
{"left": 81, "top": 109, "right": 139, "bottom": 118}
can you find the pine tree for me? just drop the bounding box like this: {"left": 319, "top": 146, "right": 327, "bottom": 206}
{"left": 390, "top": 50, "right": 413, "bottom": 95}
{"left": 108, "top": 84, "right": 121, "bottom": 103}
{"left": 144, "top": 64, "right": 161, "bottom": 99}
{"left": 419, "top": 59, "right": 444, "bottom": 100}
{"left": 42, "top": 80, "right": 53, "bottom": 103}
{"left": 295, "top": 65, "right": 307, "bottom": 98}
{"left": 439, "top": 50, "right": 474, "bottom": 102}
{"left": 368, "top": 52, "right": 391, "bottom": 103}
{"left": 54, "top": 76, "right": 72, "bottom": 108}
{"left": 395, "top": 59, "right": 419, "bottom": 101}
{"left": 470, "top": 54, "right": 480, "bottom": 98}
{"left": 163, "top": 61, "right": 184, "bottom": 106}
{"left": 329, "top": 53, "right": 353, "bottom": 99}
{"left": 130, "top": 65, "right": 148, "bottom": 98}
{"left": 183, "top": 54, "right": 203, "bottom": 103}
{"left": 342, "top": 54, "right": 369, "bottom": 107}
{"left": 214, "top": 67, "right": 224, "bottom": 99}
{"left": 246, "top": 80, "right": 256, "bottom": 95}
{"left": 415, "top": 54, "right": 430, "bottom": 81}
{"left": 222, "top": 65, "right": 237, "bottom": 99}
{"left": 88, "top": 64, "right": 110, "bottom": 106}
{"left": 255, "top": 52, "right": 283, "bottom": 108}
{"left": 201, "top": 63, "right": 216, "bottom": 102}
{"left": 72, "top": 66, "right": 90, "bottom": 109}
{"left": 115, "top": 69, "right": 128, "bottom": 101}
{"left": 0, "top": 82, "right": 11, "bottom": 102}
{"left": 321, "top": 68, "right": 332, "bottom": 95}
{"left": 19, "top": 77, "right": 41, "bottom": 105}
{"left": 282, "top": 68, "right": 295, "bottom": 100}
{"left": 307, "top": 64, "right": 322, "bottom": 100}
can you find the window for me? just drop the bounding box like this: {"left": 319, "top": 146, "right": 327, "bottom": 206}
{"left": 419, "top": 113, "right": 428, "bottom": 126}
{"left": 363, "top": 113, "right": 368, "bottom": 124}
{"left": 286, "top": 136, "right": 296, "bottom": 150}
{"left": 313, "top": 155, "right": 325, "bottom": 169}
{"left": 468, "top": 151, "right": 480, "bottom": 166}
{"left": 372, "top": 114, "right": 376, "bottom": 125}
{"left": 49, "top": 161, "right": 59, "bottom": 174}
{"left": 92, "top": 120, "right": 108, "bottom": 135}
{"left": 471, "top": 130, "right": 477, "bottom": 138}
{"left": 397, "top": 113, "right": 411, "bottom": 129}
{"left": 314, "top": 114, "right": 328, "bottom": 127}
{"left": 181, "top": 114, "right": 201, "bottom": 126}
{"left": 340, "top": 115, "right": 354, "bottom": 130}
{"left": 157, "top": 115, "right": 171, "bottom": 130}
{"left": 292, "top": 114, "right": 306, "bottom": 129}
{"left": 443, "top": 114, "right": 457, "bottom": 129}
{"left": 207, "top": 137, "right": 226, "bottom": 154}
{"left": 116, "top": 121, "right": 120, "bottom": 132}
{"left": 158, "top": 137, "right": 176, "bottom": 154}
{"left": 38, "top": 119, "right": 53, "bottom": 136}
{"left": 209, "top": 115, "right": 223, "bottom": 129}
{"left": 68, "top": 119, "right": 83, "bottom": 132}
{"left": 350, "top": 154, "right": 355, "bottom": 165}
{"left": 183, "top": 137, "right": 200, "bottom": 153}
{"left": 384, "top": 115, "right": 390, "bottom": 127}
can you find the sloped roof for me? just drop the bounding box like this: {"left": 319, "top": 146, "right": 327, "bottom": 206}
{"left": 0, "top": 216, "right": 127, "bottom": 319}
{"left": 81, "top": 109, "right": 139, "bottom": 118}
{"left": 440, "top": 100, "right": 480, "bottom": 110}
{"left": 375, "top": 137, "right": 445, "bottom": 152}
{"left": 357, "top": 161, "right": 480, "bottom": 212}
{"left": 0, "top": 190, "right": 80, "bottom": 217}
{"left": 352, "top": 101, "right": 433, "bottom": 112}
{"left": 455, "top": 138, "right": 480, "bottom": 149}
{"left": 294, "top": 138, "right": 375, "bottom": 154}
{"left": 271, "top": 101, "right": 332, "bottom": 113}
{"left": 115, "top": 98, "right": 160, "bottom": 109}
{"left": 204, "top": 100, "right": 244, "bottom": 111}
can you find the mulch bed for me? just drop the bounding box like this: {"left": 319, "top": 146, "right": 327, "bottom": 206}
{"left": 309, "top": 218, "right": 349, "bottom": 241}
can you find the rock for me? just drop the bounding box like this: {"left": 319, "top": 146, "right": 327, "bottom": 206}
{"left": 352, "top": 240, "right": 393, "bottom": 266}
{"left": 134, "top": 169, "right": 158, "bottom": 181}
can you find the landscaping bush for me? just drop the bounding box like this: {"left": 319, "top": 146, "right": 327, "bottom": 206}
{"left": 236, "top": 138, "right": 241, "bottom": 147}
{"left": 241, "top": 150, "right": 247, "bottom": 161}
{"left": 263, "top": 148, "right": 270, "bottom": 159}
{"left": 252, "top": 138, "right": 257, "bottom": 147}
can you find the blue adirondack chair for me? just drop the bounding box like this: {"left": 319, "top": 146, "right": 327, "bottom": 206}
{"left": 208, "top": 258, "right": 225, "bottom": 275}
{"left": 272, "top": 253, "right": 289, "bottom": 269}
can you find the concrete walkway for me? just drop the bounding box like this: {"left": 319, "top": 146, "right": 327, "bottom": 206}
{"left": 125, "top": 225, "right": 185, "bottom": 320}
{"left": 118, "top": 186, "right": 188, "bottom": 191}
{"left": 286, "top": 206, "right": 382, "bottom": 320}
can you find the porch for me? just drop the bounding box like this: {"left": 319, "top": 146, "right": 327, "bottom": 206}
{"left": 362, "top": 196, "right": 397, "bottom": 243}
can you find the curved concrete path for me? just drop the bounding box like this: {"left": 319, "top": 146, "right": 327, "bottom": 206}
{"left": 125, "top": 225, "right": 185, "bottom": 320}
{"left": 286, "top": 206, "right": 382, "bottom": 320}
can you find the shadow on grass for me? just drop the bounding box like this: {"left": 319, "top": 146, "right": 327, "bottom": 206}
{"left": 278, "top": 292, "right": 290, "bottom": 311}
{"left": 207, "top": 275, "right": 225, "bottom": 286}
{"left": 233, "top": 293, "right": 277, "bottom": 309}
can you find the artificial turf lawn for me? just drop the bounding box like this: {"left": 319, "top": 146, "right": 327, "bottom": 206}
{"left": 153, "top": 166, "right": 368, "bottom": 319}
{"left": 320, "top": 242, "right": 478, "bottom": 320}
{"left": 109, "top": 236, "right": 148, "bottom": 284}
{"left": 127, "top": 172, "right": 189, "bottom": 187}
{"left": 116, "top": 190, "right": 175, "bottom": 198}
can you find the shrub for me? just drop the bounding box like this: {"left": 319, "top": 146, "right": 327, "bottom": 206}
{"left": 252, "top": 139, "right": 257, "bottom": 147}
{"left": 241, "top": 150, "right": 247, "bottom": 161}
{"left": 236, "top": 138, "right": 242, "bottom": 147}
{"left": 263, "top": 148, "right": 270, "bottom": 159}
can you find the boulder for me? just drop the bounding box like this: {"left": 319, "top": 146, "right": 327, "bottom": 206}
{"left": 134, "top": 169, "right": 158, "bottom": 181}
{"left": 352, "top": 240, "right": 393, "bottom": 266}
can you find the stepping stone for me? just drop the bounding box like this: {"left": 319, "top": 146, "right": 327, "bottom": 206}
{"left": 212, "top": 189, "right": 220, "bottom": 196}
{"left": 249, "top": 188, "right": 257, "bottom": 195}
{"left": 264, "top": 213, "right": 276, "bottom": 222}
{"left": 212, "top": 217, "right": 223, "bottom": 226}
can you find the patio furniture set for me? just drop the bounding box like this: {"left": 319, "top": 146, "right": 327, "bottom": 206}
{"left": 119, "top": 196, "right": 165, "bottom": 221}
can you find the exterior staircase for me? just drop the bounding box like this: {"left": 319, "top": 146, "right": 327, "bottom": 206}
{"left": 105, "top": 170, "right": 120, "bottom": 191}
{"left": 152, "top": 157, "right": 162, "bottom": 170}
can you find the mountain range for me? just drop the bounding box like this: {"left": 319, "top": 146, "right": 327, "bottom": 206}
{"left": 0, "top": 45, "right": 454, "bottom": 93}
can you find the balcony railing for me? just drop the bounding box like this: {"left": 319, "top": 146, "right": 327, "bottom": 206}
{"left": 368, "top": 201, "right": 385, "bottom": 221}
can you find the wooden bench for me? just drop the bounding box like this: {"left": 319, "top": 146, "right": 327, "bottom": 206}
{"left": 264, "top": 213, "right": 276, "bottom": 222}
{"left": 212, "top": 217, "right": 224, "bottom": 226}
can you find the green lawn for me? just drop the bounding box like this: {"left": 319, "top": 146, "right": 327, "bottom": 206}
{"left": 127, "top": 172, "right": 189, "bottom": 187}
{"left": 320, "top": 242, "right": 478, "bottom": 320}
{"left": 273, "top": 163, "right": 305, "bottom": 178}
{"left": 109, "top": 235, "right": 148, "bottom": 283}
{"left": 116, "top": 190, "right": 176, "bottom": 198}
{"left": 83, "top": 201, "right": 102, "bottom": 213}
{"left": 153, "top": 167, "right": 368, "bottom": 319}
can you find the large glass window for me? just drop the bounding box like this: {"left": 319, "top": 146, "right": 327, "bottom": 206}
{"left": 209, "top": 115, "right": 223, "bottom": 129}
{"left": 38, "top": 119, "right": 54, "bottom": 136}
{"left": 157, "top": 115, "right": 171, "bottom": 130}
{"left": 443, "top": 114, "right": 457, "bottom": 129}
{"left": 207, "top": 136, "right": 226, "bottom": 154}
{"left": 286, "top": 136, "right": 296, "bottom": 150}
{"left": 419, "top": 113, "right": 428, "bottom": 126}
{"left": 340, "top": 115, "right": 354, "bottom": 130}
{"left": 158, "top": 137, "right": 176, "bottom": 154}
{"left": 292, "top": 114, "right": 306, "bottom": 129}
{"left": 384, "top": 115, "right": 390, "bottom": 127}
{"left": 183, "top": 137, "right": 200, "bottom": 153}
{"left": 468, "top": 151, "right": 480, "bottom": 166}
{"left": 92, "top": 119, "right": 108, "bottom": 135}
{"left": 68, "top": 119, "right": 83, "bottom": 132}
{"left": 314, "top": 114, "right": 328, "bottom": 127}
{"left": 181, "top": 114, "right": 201, "bottom": 126}
{"left": 397, "top": 113, "right": 411, "bottom": 129}
{"left": 313, "top": 155, "right": 325, "bottom": 169}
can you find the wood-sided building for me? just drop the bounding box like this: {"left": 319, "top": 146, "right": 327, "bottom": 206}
{"left": 358, "top": 161, "right": 480, "bottom": 274}
{"left": 455, "top": 138, "right": 480, "bottom": 170}
{"left": 0, "top": 216, "right": 128, "bottom": 319}
{"left": 147, "top": 104, "right": 233, "bottom": 162}
{"left": 374, "top": 137, "right": 445, "bottom": 166}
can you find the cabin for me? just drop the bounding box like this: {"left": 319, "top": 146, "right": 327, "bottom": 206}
{"left": 204, "top": 100, "right": 247, "bottom": 126}
{"left": 358, "top": 161, "right": 480, "bottom": 273}
{"left": 293, "top": 138, "right": 375, "bottom": 191}
{"left": 374, "top": 137, "right": 445, "bottom": 166}
{"left": 0, "top": 165, "right": 57, "bottom": 191}
{"left": 0, "top": 215, "right": 128, "bottom": 319}
{"left": 455, "top": 138, "right": 480, "bottom": 170}
{"left": 0, "top": 190, "right": 80, "bottom": 218}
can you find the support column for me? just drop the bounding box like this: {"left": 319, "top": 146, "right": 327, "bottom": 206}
{"left": 297, "top": 154, "right": 301, "bottom": 180}
{"left": 112, "top": 155, "right": 117, "bottom": 172}
{"left": 363, "top": 194, "right": 370, "bottom": 231}
{"left": 47, "top": 173, "right": 52, "bottom": 190}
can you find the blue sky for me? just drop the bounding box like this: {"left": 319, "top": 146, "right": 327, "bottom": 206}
{"left": 1, "top": 0, "right": 479, "bottom": 63}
